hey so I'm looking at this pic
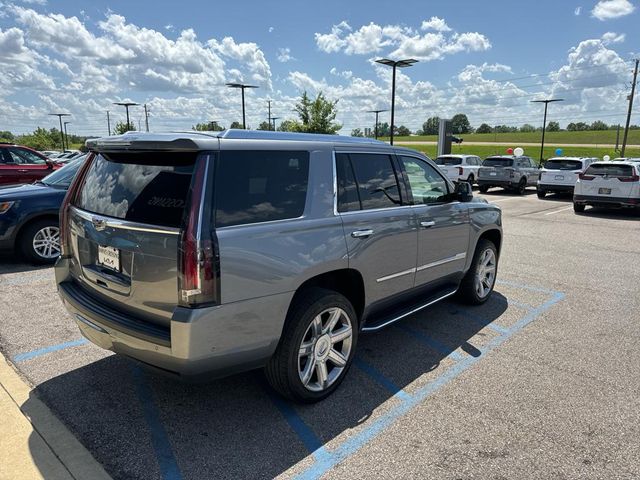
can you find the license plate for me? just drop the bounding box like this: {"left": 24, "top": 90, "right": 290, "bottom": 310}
{"left": 490, "top": 172, "right": 497, "bottom": 176}
{"left": 555, "top": 175, "right": 564, "bottom": 180}
{"left": 598, "top": 188, "right": 611, "bottom": 195}
{"left": 98, "top": 245, "right": 120, "bottom": 271}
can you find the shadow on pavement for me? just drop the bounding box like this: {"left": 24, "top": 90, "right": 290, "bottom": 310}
{"left": 578, "top": 207, "right": 640, "bottom": 221}
{"left": 0, "top": 253, "right": 52, "bottom": 275}
{"left": 29, "top": 294, "right": 509, "bottom": 480}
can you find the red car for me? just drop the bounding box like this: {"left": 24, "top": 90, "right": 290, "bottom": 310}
{"left": 0, "top": 143, "right": 62, "bottom": 186}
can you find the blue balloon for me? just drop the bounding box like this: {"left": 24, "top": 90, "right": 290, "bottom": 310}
{"left": 555, "top": 148, "right": 563, "bottom": 155}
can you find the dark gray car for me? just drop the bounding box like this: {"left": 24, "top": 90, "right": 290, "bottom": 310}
{"left": 55, "top": 130, "right": 502, "bottom": 402}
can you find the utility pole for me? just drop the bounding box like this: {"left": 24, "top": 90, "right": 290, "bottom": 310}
{"left": 620, "top": 58, "right": 639, "bottom": 157}
{"left": 48, "top": 113, "right": 70, "bottom": 151}
{"left": 267, "top": 100, "right": 272, "bottom": 130}
{"left": 144, "top": 104, "right": 149, "bottom": 132}
{"left": 615, "top": 124, "right": 620, "bottom": 152}
{"left": 107, "top": 110, "right": 111, "bottom": 136}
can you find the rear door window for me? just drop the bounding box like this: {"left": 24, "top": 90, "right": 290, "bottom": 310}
{"left": 348, "top": 153, "right": 402, "bottom": 210}
{"left": 214, "top": 150, "right": 309, "bottom": 227}
{"left": 75, "top": 152, "right": 196, "bottom": 228}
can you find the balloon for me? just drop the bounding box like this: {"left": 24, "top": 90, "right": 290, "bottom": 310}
{"left": 506, "top": 147, "right": 514, "bottom": 154}
{"left": 555, "top": 148, "right": 563, "bottom": 156}
{"left": 603, "top": 155, "right": 611, "bottom": 161}
{"left": 514, "top": 147, "right": 524, "bottom": 156}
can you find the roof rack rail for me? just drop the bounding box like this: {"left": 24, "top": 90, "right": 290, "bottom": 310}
{"left": 217, "top": 129, "right": 387, "bottom": 144}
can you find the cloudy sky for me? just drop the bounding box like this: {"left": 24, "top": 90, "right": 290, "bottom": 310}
{"left": 0, "top": 0, "right": 638, "bottom": 136}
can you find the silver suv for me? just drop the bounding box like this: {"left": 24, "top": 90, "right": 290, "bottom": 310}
{"left": 477, "top": 155, "right": 539, "bottom": 195}
{"left": 55, "top": 130, "right": 502, "bottom": 402}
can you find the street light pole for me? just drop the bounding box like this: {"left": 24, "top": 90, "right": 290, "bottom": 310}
{"left": 367, "top": 109, "right": 388, "bottom": 139}
{"left": 270, "top": 116, "right": 281, "bottom": 131}
{"left": 113, "top": 102, "right": 140, "bottom": 131}
{"left": 63, "top": 121, "right": 71, "bottom": 151}
{"left": 226, "top": 83, "right": 259, "bottom": 129}
{"left": 375, "top": 58, "right": 418, "bottom": 145}
{"left": 531, "top": 98, "right": 564, "bottom": 164}
{"left": 48, "top": 113, "right": 70, "bottom": 151}
{"left": 106, "top": 110, "right": 111, "bottom": 136}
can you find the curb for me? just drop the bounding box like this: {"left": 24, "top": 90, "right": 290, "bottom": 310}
{"left": 0, "top": 353, "right": 111, "bottom": 480}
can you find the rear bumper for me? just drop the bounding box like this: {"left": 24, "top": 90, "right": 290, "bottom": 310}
{"left": 573, "top": 194, "right": 639, "bottom": 208}
{"left": 55, "top": 257, "right": 291, "bottom": 381}
{"left": 477, "top": 179, "right": 516, "bottom": 188}
{"left": 538, "top": 183, "right": 574, "bottom": 193}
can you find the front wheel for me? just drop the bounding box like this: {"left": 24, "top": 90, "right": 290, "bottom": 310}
{"left": 265, "top": 288, "right": 358, "bottom": 403}
{"left": 20, "top": 219, "right": 60, "bottom": 264}
{"left": 457, "top": 239, "right": 498, "bottom": 305}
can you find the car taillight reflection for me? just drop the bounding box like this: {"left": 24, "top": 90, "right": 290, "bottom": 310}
{"left": 59, "top": 153, "right": 95, "bottom": 257}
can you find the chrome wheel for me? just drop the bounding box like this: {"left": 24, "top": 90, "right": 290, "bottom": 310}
{"left": 298, "top": 307, "right": 353, "bottom": 392}
{"left": 32, "top": 226, "right": 60, "bottom": 259}
{"left": 474, "top": 248, "right": 496, "bottom": 299}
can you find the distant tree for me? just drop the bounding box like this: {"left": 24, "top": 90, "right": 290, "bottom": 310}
{"left": 351, "top": 128, "right": 364, "bottom": 137}
{"left": 192, "top": 121, "right": 224, "bottom": 131}
{"left": 376, "top": 122, "right": 390, "bottom": 137}
{"left": 0, "top": 131, "right": 14, "bottom": 142}
{"left": 451, "top": 113, "right": 471, "bottom": 134}
{"left": 590, "top": 120, "right": 608, "bottom": 131}
{"left": 229, "top": 121, "right": 243, "bottom": 129}
{"left": 476, "top": 123, "right": 492, "bottom": 134}
{"left": 422, "top": 116, "right": 440, "bottom": 135}
{"left": 493, "top": 125, "right": 517, "bottom": 133}
{"left": 113, "top": 121, "right": 135, "bottom": 135}
{"left": 293, "top": 91, "right": 341, "bottom": 134}
{"left": 277, "top": 119, "right": 303, "bottom": 132}
{"left": 16, "top": 127, "right": 58, "bottom": 150}
{"left": 520, "top": 124, "right": 536, "bottom": 133}
{"left": 546, "top": 121, "right": 560, "bottom": 132}
{"left": 257, "top": 121, "right": 272, "bottom": 131}
{"left": 396, "top": 125, "right": 411, "bottom": 136}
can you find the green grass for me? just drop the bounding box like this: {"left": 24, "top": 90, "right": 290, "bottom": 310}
{"left": 399, "top": 143, "right": 640, "bottom": 162}
{"left": 385, "top": 129, "right": 640, "bottom": 145}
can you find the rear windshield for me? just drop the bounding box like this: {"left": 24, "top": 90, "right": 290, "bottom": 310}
{"left": 482, "top": 157, "right": 513, "bottom": 167}
{"left": 544, "top": 159, "right": 583, "bottom": 171}
{"left": 435, "top": 156, "right": 462, "bottom": 165}
{"left": 584, "top": 164, "right": 634, "bottom": 177}
{"left": 41, "top": 156, "right": 86, "bottom": 187}
{"left": 75, "top": 152, "right": 195, "bottom": 228}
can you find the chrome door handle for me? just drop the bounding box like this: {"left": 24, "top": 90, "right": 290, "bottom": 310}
{"left": 17, "top": 169, "right": 29, "bottom": 173}
{"left": 420, "top": 221, "right": 436, "bottom": 228}
{"left": 351, "top": 229, "right": 374, "bottom": 238}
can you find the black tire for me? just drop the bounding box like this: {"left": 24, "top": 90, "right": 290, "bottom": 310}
{"left": 516, "top": 178, "right": 527, "bottom": 195}
{"left": 573, "top": 202, "right": 586, "bottom": 213}
{"left": 265, "top": 288, "right": 358, "bottom": 403}
{"left": 466, "top": 174, "right": 474, "bottom": 186}
{"left": 19, "top": 219, "right": 60, "bottom": 265}
{"left": 479, "top": 185, "right": 489, "bottom": 193}
{"left": 537, "top": 189, "right": 546, "bottom": 199}
{"left": 456, "top": 239, "right": 498, "bottom": 305}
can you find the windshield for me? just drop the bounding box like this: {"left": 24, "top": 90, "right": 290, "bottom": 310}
{"left": 435, "top": 156, "right": 462, "bottom": 165}
{"left": 544, "top": 159, "right": 583, "bottom": 171}
{"left": 41, "top": 156, "right": 86, "bottom": 187}
{"left": 482, "top": 157, "right": 513, "bottom": 167}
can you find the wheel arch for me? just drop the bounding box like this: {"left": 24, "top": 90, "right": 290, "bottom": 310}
{"left": 15, "top": 212, "right": 59, "bottom": 246}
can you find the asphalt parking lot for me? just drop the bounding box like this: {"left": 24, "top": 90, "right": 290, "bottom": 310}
{"left": 1, "top": 190, "right": 639, "bottom": 480}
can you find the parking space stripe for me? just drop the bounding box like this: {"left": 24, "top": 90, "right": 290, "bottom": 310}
{"left": 12, "top": 339, "right": 89, "bottom": 363}
{"left": 353, "top": 358, "right": 411, "bottom": 400}
{"left": 130, "top": 366, "right": 183, "bottom": 480}
{"left": 294, "top": 287, "right": 565, "bottom": 480}
{"left": 544, "top": 205, "right": 573, "bottom": 215}
{"left": 395, "top": 324, "right": 465, "bottom": 361}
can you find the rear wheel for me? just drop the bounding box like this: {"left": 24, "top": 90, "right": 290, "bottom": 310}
{"left": 573, "top": 202, "right": 586, "bottom": 213}
{"left": 466, "top": 174, "right": 474, "bottom": 186}
{"left": 537, "top": 188, "right": 546, "bottom": 199}
{"left": 457, "top": 239, "right": 498, "bottom": 305}
{"left": 479, "top": 185, "right": 489, "bottom": 193}
{"left": 265, "top": 288, "right": 358, "bottom": 403}
{"left": 20, "top": 219, "right": 60, "bottom": 264}
{"left": 516, "top": 178, "right": 527, "bottom": 195}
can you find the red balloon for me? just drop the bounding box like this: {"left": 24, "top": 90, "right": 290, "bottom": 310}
{"left": 507, "top": 148, "right": 514, "bottom": 154}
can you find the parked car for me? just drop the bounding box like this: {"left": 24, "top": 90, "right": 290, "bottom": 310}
{"left": 0, "top": 143, "right": 63, "bottom": 186}
{"left": 477, "top": 155, "right": 539, "bottom": 194}
{"left": 573, "top": 161, "right": 640, "bottom": 213}
{"left": 434, "top": 154, "right": 482, "bottom": 185}
{"left": 0, "top": 155, "right": 86, "bottom": 263}
{"left": 537, "top": 157, "right": 598, "bottom": 198}
{"left": 55, "top": 130, "right": 502, "bottom": 402}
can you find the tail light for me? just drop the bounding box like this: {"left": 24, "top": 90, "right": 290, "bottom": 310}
{"left": 457, "top": 167, "right": 463, "bottom": 175}
{"left": 578, "top": 173, "right": 595, "bottom": 180}
{"left": 59, "top": 153, "right": 95, "bottom": 257}
{"left": 504, "top": 167, "right": 515, "bottom": 178}
{"left": 618, "top": 174, "right": 640, "bottom": 182}
{"left": 178, "top": 155, "right": 219, "bottom": 307}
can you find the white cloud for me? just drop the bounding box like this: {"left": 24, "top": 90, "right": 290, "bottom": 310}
{"left": 164, "top": 24, "right": 175, "bottom": 32}
{"left": 315, "top": 19, "right": 490, "bottom": 61}
{"left": 208, "top": 37, "right": 272, "bottom": 88}
{"left": 575, "top": 6, "right": 582, "bottom": 15}
{"left": 421, "top": 17, "right": 451, "bottom": 32}
{"left": 591, "top": 0, "right": 635, "bottom": 20}
{"left": 268, "top": 26, "right": 274, "bottom": 33}
{"left": 277, "top": 47, "right": 294, "bottom": 63}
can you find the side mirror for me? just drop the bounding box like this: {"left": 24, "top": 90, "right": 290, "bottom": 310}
{"left": 455, "top": 181, "right": 473, "bottom": 202}
{"left": 45, "top": 159, "right": 55, "bottom": 168}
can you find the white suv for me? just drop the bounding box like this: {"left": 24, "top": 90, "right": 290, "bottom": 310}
{"left": 435, "top": 154, "right": 482, "bottom": 185}
{"left": 537, "top": 157, "right": 598, "bottom": 198}
{"left": 573, "top": 161, "right": 640, "bottom": 213}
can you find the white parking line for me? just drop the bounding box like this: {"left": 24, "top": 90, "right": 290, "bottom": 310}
{"left": 544, "top": 205, "right": 573, "bottom": 215}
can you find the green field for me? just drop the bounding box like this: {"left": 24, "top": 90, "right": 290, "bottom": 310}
{"left": 399, "top": 143, "right": 640, "bottom": 162}
{"left": 385, "top": 129, "right": 640, "bottom": 145}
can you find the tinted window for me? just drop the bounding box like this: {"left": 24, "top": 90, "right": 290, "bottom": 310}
{"left": 336, "top": 153, "right": 360, "bottom": 212}
{"left": 349, "top": 153, "right": 401, "bottom": 210}
{"left": 483, "top": 157, "right": 513, "bottom": 167}
{"left": 585, "top": 164, "right": 634, "bottom": 177}
{"left": 435, "top": 156, "right": 462, "bottom": 165}
{"left": 7, "top": 147, "right": 46, "bottom": 164}
{"left": 544, "top": 159, "right": 583, "bottom": 170}
{"left": 41, "top": 156, "right": 86, "bottom": 187}
{"left": 214, "top": 150, "right": 309, "bottom": 227}
{"left": 75, "top": 152, "right": 195, "bottom": 228}
{"left": 400, "top": 156, "right": 450, "bottom": 204}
